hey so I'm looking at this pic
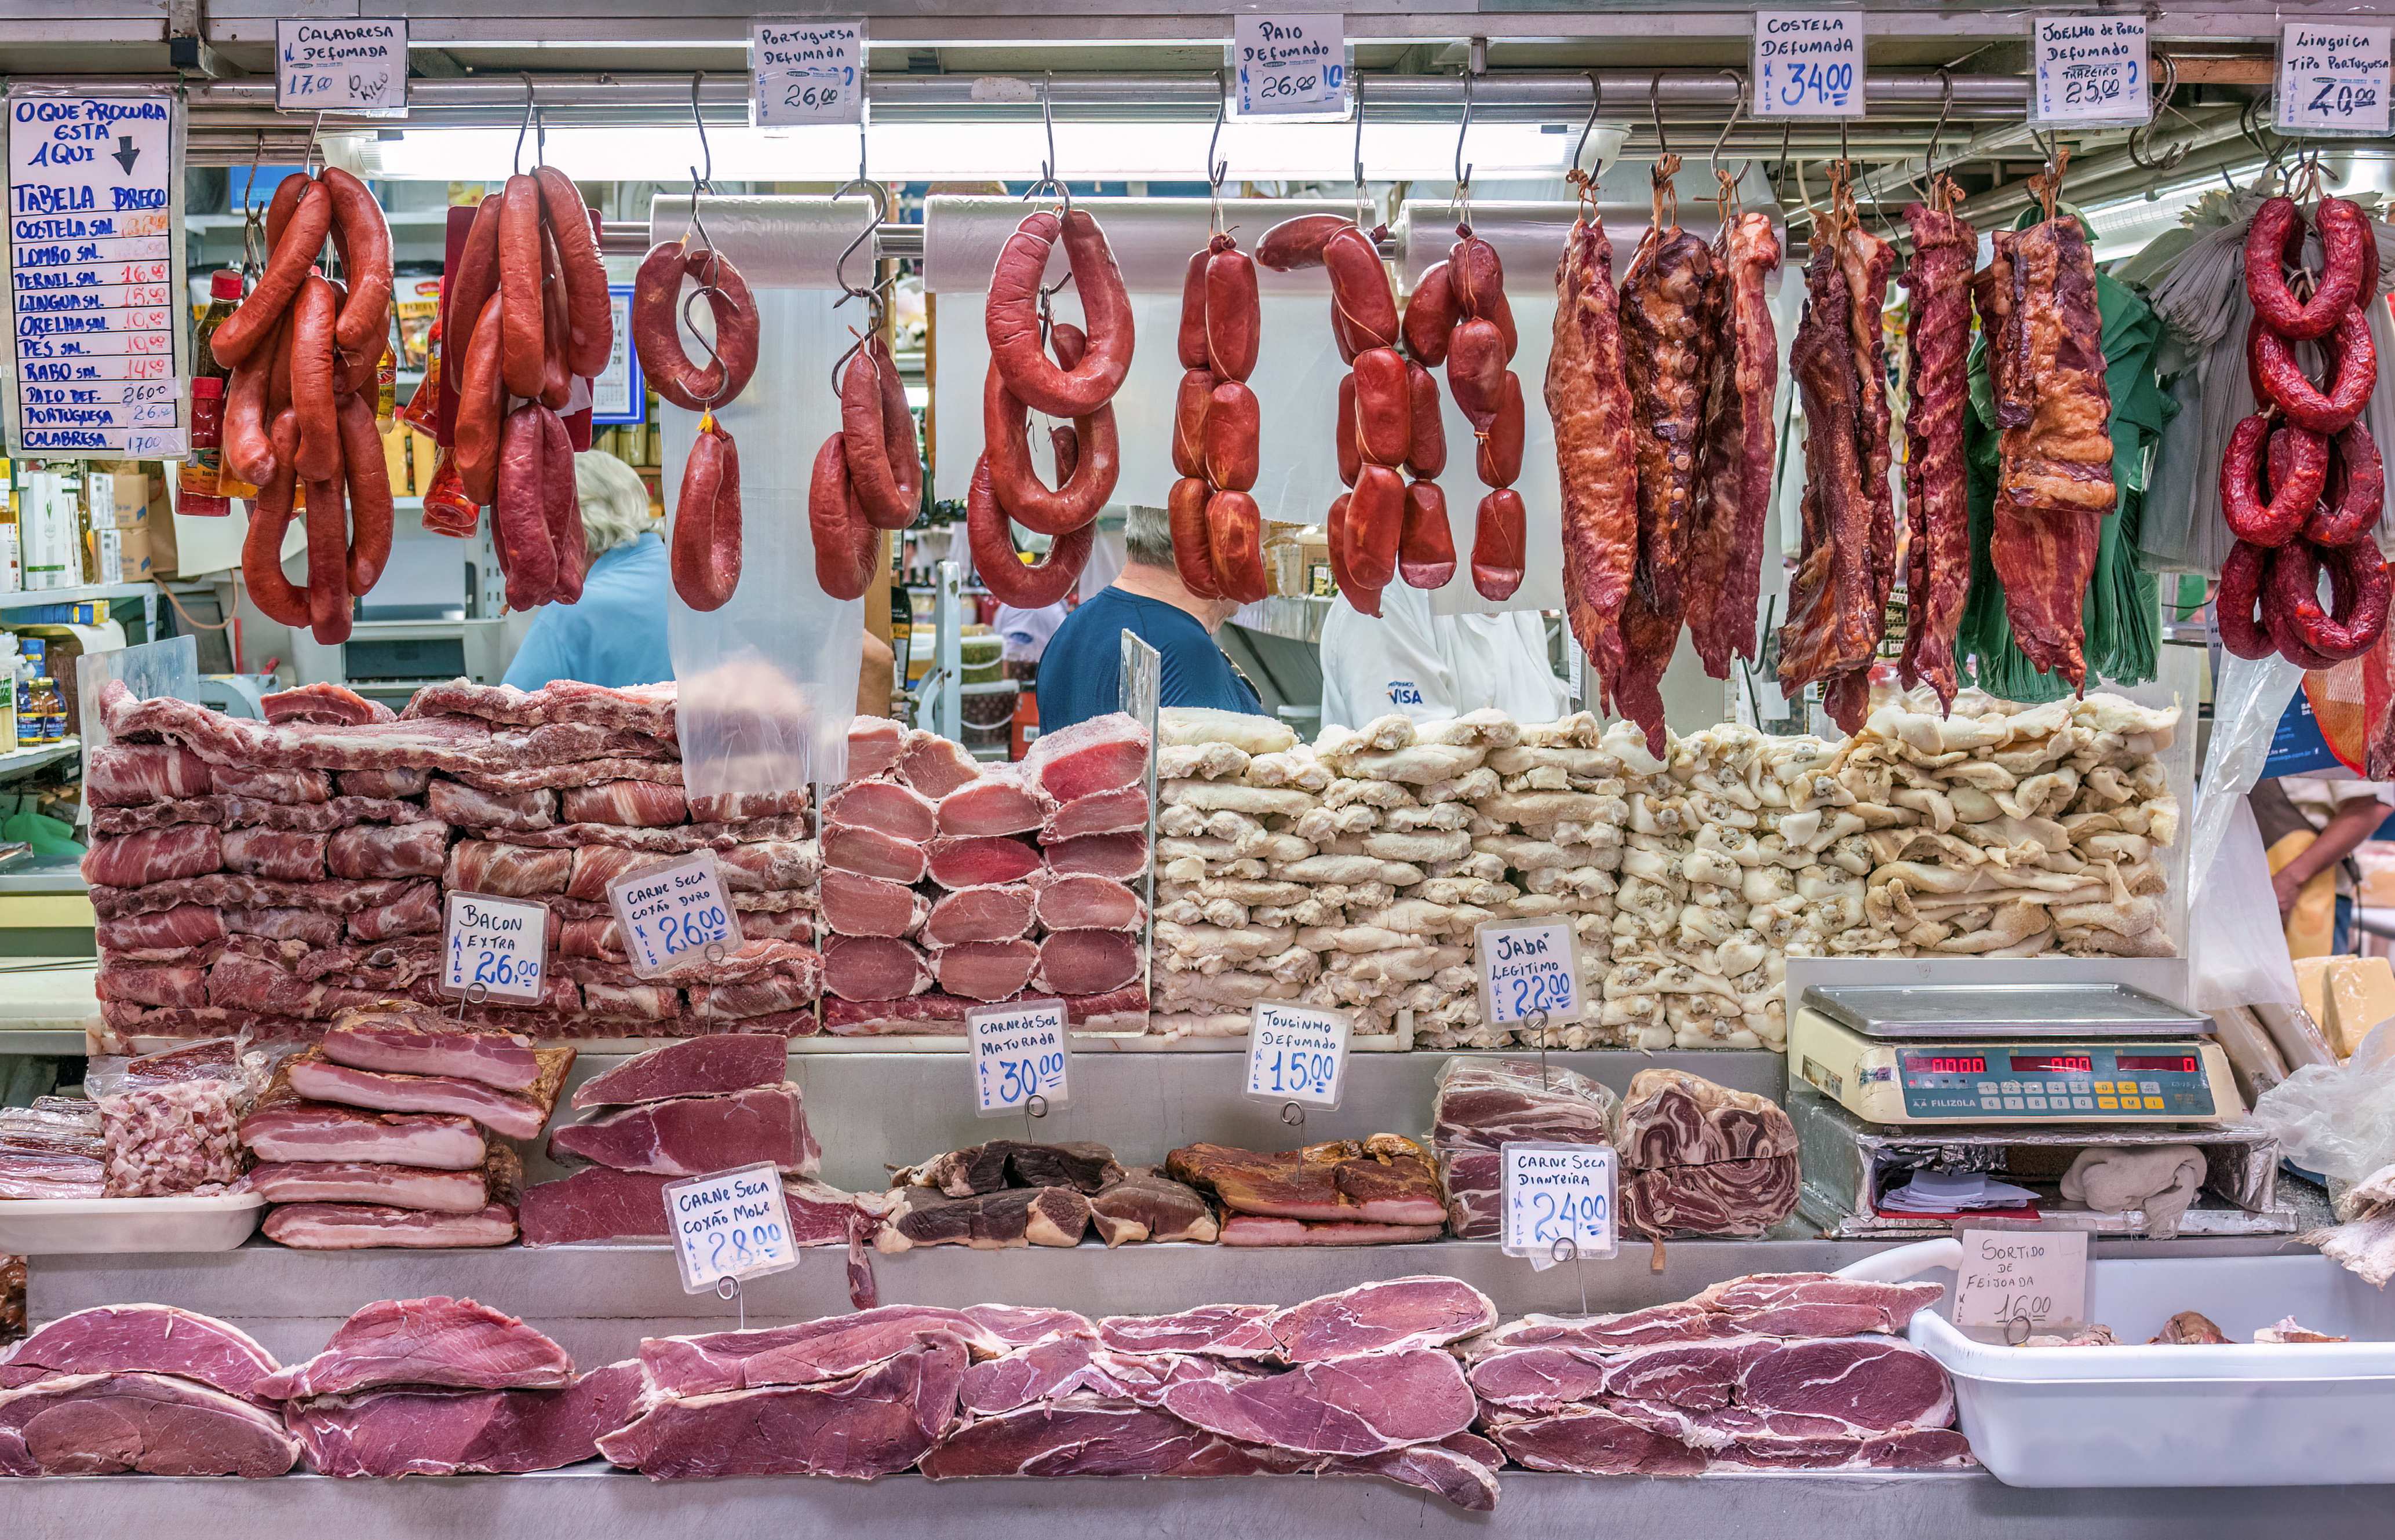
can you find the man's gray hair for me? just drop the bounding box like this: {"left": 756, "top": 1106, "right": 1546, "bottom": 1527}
{"left": 1123, "top": 503, "right": 1176, "bottom": 570}
{"left": 577, "top": 451, "right": 659, "bottom": 557}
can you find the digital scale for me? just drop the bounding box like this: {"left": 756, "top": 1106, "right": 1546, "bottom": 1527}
{"left": 1788, "top": 982, "right": 2243, "bottom": 1127}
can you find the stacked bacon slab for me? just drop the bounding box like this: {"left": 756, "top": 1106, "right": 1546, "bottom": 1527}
{"left": 219, "top": 167, "right": 396, "bottom": 646}
{"left": 444, "top": 170, "right": 617, "bottom": 612}
{"left": 1168, "top": 233, "right": 1268, "bottom": 603}
{"left": 632, "top": 236, "right": 759, "bottom": 611}
{"left": 2218, "top": 194, "right": 2389, "bottom": 667}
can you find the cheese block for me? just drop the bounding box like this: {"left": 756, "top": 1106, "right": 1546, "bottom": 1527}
{"left": 2323, "top": 957, "right": 2395, "bottom": 1060}
{"left": 2294, "top": 955, "right": 2338, "bottom": 1031}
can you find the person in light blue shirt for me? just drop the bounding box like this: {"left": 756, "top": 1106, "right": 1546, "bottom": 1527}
{"left": 501, "top": 451, "right": 675, "bottom": 691}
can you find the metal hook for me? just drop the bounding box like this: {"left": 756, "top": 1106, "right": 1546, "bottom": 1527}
{"left": 829, "top": 177, "right": 892, "bottom": 393}
{"left": 1648, "top": 72, "right": 1669, "bottom": 159}
{"left": 1452, "top": 64, "right": 1475, "bottom": 192}
{"left": 513, "top": 75, "right": 539, "bottom": 176}
{"left": 239, "top": 132, "right": 269, "bottom": 275}
{"left": 2126, "top": 54, "right": 2187, "bottom": 173}
{"left": 1708, "top": 69, "right": 1746, "bottom": 185}
{"left": 1207, "top": 71, "right": 1229, "bottom": 192}
{"left": 1352, "top": 72, "right": 1370, "bottom": 227}
{"left": 1040, "top": 68, "right": 1058, "bottom": 183}
{"left": 300, "top": 110, "right": 327, "bottom": 178}
{"left": 1569, "top": 72, "right": 1606, "bottom": 188}
{"left": 688, "top": 71, "right": 715, "bottom": 195}
{"left": 1900, "top": 68, "right": 1957, "bottom": 207}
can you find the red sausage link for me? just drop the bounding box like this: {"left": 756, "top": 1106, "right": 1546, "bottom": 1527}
{"left": 1475, "top": 371, "right": 1526, "bottom": 488}
{"left": 224, "top": 355, "right": 276, "bottom": 489}
{"left": 1398, "top": 478, "right": 1457, "bottom": 590}
{"left": 980, "top": 359, "right": 1120, "bottom": 536}
{"left": 1173, "top": 367, "right": 1215, "bottom": 480}
{"left": 1256, "top": 213, "right": 1351, "bottom": 272}
{"left": 455, "top": 292, "right": 508, "bottom": 507}
{"left": 245, "top": 411, "right": 311, "bottom": 628}
{"left": 1351, "top": 347, "right": 1413, "bottom": 468}
{"left": 706, "top": 427, "right": 743, "bottom": 606}
{"left": 1335, "top": 373, "right": 1360, "bottom": 488}
{"left": 1204, "top": 380, "right": 1260, "bottom": 492}
{"left": 810, "top": 432, "right": 878, "bottom": 601}
{"left": 537, "top": 222, "right": 572, "bottom": 409}
{"left": 2277, "top": 539, "right": 2392, "bottom": 662}
{"left": 1323, "top": 226, "right": 1400, "bottom": 353}
{"left": 1051, "top": 424, "right": 1080, "bottom": 483}
{"left": 443, "top": 194, "right": 503, "bottom": 394}
{"left": 843, "top": 335, "right": 924, "bottom": 530}
{"left": 1349, "top": 464, "right": 1404, "bottom": 590}
{"left": 320, "top": 168, "right": 392, "bottom": 359}
{"left": 498, "top": 174, "right": 548, "bottom": 401}
{"left": 1404, "top": 362, "right": 1447, "bottom": 477}
{"left": 984, "top": 209, "right": 1135, "bottom": 418}
{"left": 1471, "top": 487, "right": 1527, "bottom": 601}
{"left": 213, "top": 181, "right": 332, "bottom": 369}
{"left": 539, "top": 406, "right": 585, "bottom": 604}
{"left": 1177, "top": 249, "right": 1211, "bottom": 371}
{"left": 1448, "top": 234, "right": 1518, "bottom": 358}
{"left": 1206, "top": 489, "right": 1268, "bottom": 604}
{"left": 2245, "top": 195, "right": 2368, "bottom": 342}
{"left": 264, "top": 173, "right": 309, "bottom": 251}
{"left": 1326, "top": 490, "right": 1381, "bottom": 616}
{"left": 2215, "top": 540, "right": 2276, "bottom": 660}
{"left": 674, "top": 423, "right": 743, "bottom": 611}
{"left": 1205, "top": 245, "right": 1260, "bottom": 384}
{"left": 327, "top": 278, "right": 380, "bottom": 398}
{"left": 266, "top": 306, "right": 294, "bottom": 418}
{"left": 534, "top": 167, "right": 614, "bottom": 378}
{"left": 969, "top": 454, "right": 1092, "bottom": 609}
{"left": 495, "top": 403, "right": 558, "bottom": 611}
{"left": 337, "top": 391, "right": 393, "bottom": 595}
{"left": 2221, "top": 414, "right": 2324, "bottom": 547}
{"left": 632, "top": 243, "right": 761, "bottom": 411}
{"left": 1168, "top": 475, "right": 1223, "bottom": 600}
{"left": 2306, "top": 424, "right": 2386, "bottom": 547}
{"left": 2255, "top": 305, "right": 2377, "bottom": 433}
{"left": 1404, "top": 261, "right": 1457, "bottom": 366}
{"left": 291, "top": 273, "right": 342, "bottom": 485}
{"left": 1446, "top": 318, "right": 1508, "bottom": 425}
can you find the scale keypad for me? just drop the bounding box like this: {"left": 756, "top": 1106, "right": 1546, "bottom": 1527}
{"left": 1897, "top": 1045, "right": 2213, "bottom": 1119}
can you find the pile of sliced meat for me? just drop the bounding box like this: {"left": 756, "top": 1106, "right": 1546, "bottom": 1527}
{"left": 88, "top": 1038, "right": 261, "bottom": 1196}
{"left": 0, "top": 1097, "right": 104, "bottom": 1200}
{"left": 819, "top": 712, "right": 1149, "bottom": 1035}
{"left": 878, "top": 1139, "right": 1216, "bottom": 1252}
{"left": 1614, "top": 1067, "right": 1799, "bottom": 1239}
{"left": 1468, "top": 1272, "right": 1969, "bottom": 1474}
{"left": 1166, "top": 1134, "right": 1448, "bottom": 1245}
{"left": 239, "top": 1002, "right": 573, "bottom": 1249}
{"left": 1431, "top": 1056, "right": 1618, "bottom": 1239}
{"left": 0, "top": 1304, "right": 299, "bottom": 1476}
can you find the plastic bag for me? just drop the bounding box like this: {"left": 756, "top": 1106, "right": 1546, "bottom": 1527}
{"left": 86, "top": 1038, "right": 264, "bottom": 1197}
{"left": 2189, "top": 795, "right": 2302, "bottom": 1010}
{"left": 2250, "top": 1020, "right": 2395, "bottom": 1186}
{"left": 2185, "top": 648, "right": 2302, "bottom": 888}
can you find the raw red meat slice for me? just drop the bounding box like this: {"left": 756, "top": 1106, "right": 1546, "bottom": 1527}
{"left": 1219, "top": 1215, "right": 1446, "bottom": 1245}
{"left": 226, "top": 906, "right": 342, "bottom": 946}
{"left": 210, "top": 765, "right": 331, "bottom": 802}
{"left": 264, "top": 683, "right": 396, "bottom": 725}
{"left": 444, "top": 840, "right": 572, "bottom": 897}
{"left": 923, "top": 884, "right": 1034, "bottom": 946}
{"left": 403, "top": 678, "right": 677, "bottom": 736}
{"left": 338, "top": 766, "right": 432, "bottom": 797}
{"left": 1023, "top": 711, "right": 1150, "bottom": 800}
{"left": 687, "top": 968, "right": 822, "bottom": 1027}
{"left": 94, "top": 963, "right": 207, "bottom": 1008}
{"left": 1735, "top": 1335, "right": 1954, "bottom": 1430}
{"left": 245, "top": 1158, "right": 498, "bottom": 1213}
{"left": 637, "top": 1306, "right": 1001, "bottom": 1396}
{"left": 285, "top": 1361, "right": 643, "bottom": 1477}
{"left": 931, "top": 940, "right": 1039, "bottom": 1001}
{"left": 825, "top": 779, "right": 938, "bottom": 842}
{"left": 1471, "top": 1301, "right": 1737, "bottom": 1353}
{"left": 564, "top": 844, "right": 667, "bottom": 902}
{"left": 548, "top": 1083, "right": 818, "bottom": 1175}
{"left": 598, "top": 1340, "right": 967, "bottom": 1479}
{"left": 1485, "top": 1406, "right": 1708, "bottom": 1475}
{"left": 1270, "top": 1276, "right": 1497, "bottom": 1362}
{"left": 822, "top": 994, "right": 982, "bottom": 1032}
{"left": 320, "top": 1005, "right": 541, "bottom": 1090}
{"left": 1040, "top": 785, "right": 1149, "bottom": 842}
{"left": 94, "top": 905, "right": 224, "bottom": 951}
{"left": 0, "top": 1373, "right": 301, "bottom": 1476}
{"left": 263, "top": 1202, "right": 517, "bottom": 1248}
{"left": 824, "top": 823, "right": 931, "bottom": 883}
{"left": 557, "top": 917, "right": 628, "bottom": 961}
{"left": 1096, "top": 1304, "right": 1281, "bottom": 1361}
{"left": 206, "top": 952, "right": 388, "bottom": 1020}
{"left": 1714, "top": 1425, "right": 1974, "bottom": 1469}
{"left": 86, "top": 873, "right": 422, "bottom": 921}
{"left": 1, "top": 1306, "right": 280, "bottom": 1404}
{"left": 822, "top": 870, "right": 929, "bottom": 938}
{"left": 325, "top": 822, "right": 449, "bottom": 879}
{"left": 1464, "top": 1345, "right": 1613, "bottom": 1411}
{"left": 427, "top": 779, "right": 557, "bottom": 833}
{"left": 254, "top": 1296, "right": 572, "bottom": 1400}
{"left": 919, "top": 1397, "right": 1220, "bottom": 1477}
{"left": 1032, "top": 930, "right": 1138, "bottom": 995}
{"left": 936, "top": 765, "right": 1049, "bottom": 836}
{"left": 715, "top": 840, "right": 821, "bottom": 892}
{"left": 1031, "top": 874, "right": 1144, "bottom": 931}
{"left": 1162, "top": 1348, "right": 1475, "bottom": 1456}
{"left": 927, "top": 835, "right": 1042, "bottom": 889}
{"left": 847, "top": 714, "right": 906, "bottom": 778}
{"left": 519, "top": 1166, "right": 672, "bottom": 1245}
{"left": 218, "top": 826, "right": 327, "bottom": 881}
{"left": 1043, "top": 831, "right": 1148, "bottom": 880}
{"left": 685, "top": 784, "right": 810, "bottom": 823}
{"left": 898, "top": 730, "right": 982, "bottom": 797}
{"left": 1601, "top": 1334, "right": 1778, "bottom": 1410}
{"left": 283, "top": 1045, "right": 574, "bottom": 1140}
{"left": 1689, "top": 1273, "right": 1946, "bottom": 1337}
{"left": 572, "top": 1034, "right": 787, "bottom": 1109}
{"left": 240, "top": 1091, "right": 486, "bottom": 1170}
{"left": 579, "top": 979, "right": 677, "bottom": 1020}
{"left": 81, "top": 826, "right": 222, "bottom": 888}
{"left": 85, "top": 743, "right": 213, "bottom": 804}
{"left": 560, "top": 779, "right": 688, "bottom": 827}
{"left": 347, "top": 881, "right": 442, "bottom": 941}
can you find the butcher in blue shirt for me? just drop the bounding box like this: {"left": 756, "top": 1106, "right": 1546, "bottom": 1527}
{"left": 1036, "top": 503, "right": 1262, "bottom": 735}
{"left": 502, "top": 452, "right": 675, "bottom": 691}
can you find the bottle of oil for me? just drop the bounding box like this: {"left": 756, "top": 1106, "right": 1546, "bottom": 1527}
{"left": 185, "top": 269, "right": 245, "bottom": 510}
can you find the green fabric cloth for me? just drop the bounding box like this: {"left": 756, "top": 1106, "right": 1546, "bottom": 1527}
{"left": 1956, "top": 206, "right": 2179, "bottom": 702}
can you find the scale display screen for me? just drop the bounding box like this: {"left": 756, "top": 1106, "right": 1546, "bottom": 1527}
{"left": 1895, "top": 1042, "right": 2215, "bottom": 1119}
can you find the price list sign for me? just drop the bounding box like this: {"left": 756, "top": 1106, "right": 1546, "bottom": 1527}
{"left": 1245, "top": 1003, "right": 1349, "bottom": 1108}
{"left": 1754, "top": 10, "right": 1867, "bottom": 118}
{"left": 752, "top": 20, "right": 866, "bottom": 126}
{"left": 1476, "top": 917, "right": 1584, "bottom": 1029}
{"left": 1501, "top": 1143, "right": 1618, "bottom": 1263}
{"left": 2277, "top": 23, "right": 2392, "bottom": 138}
{"left": 440, "top": 892, "right": 549, "bottom": 1004}
{"left": 1234, "top": 15, "right": 1348, "bottom": 118}
{"left": 2032, "top": 16, "right": 2148, "bottom": 126}
{"left": 969, "top": 998, "right": 1071, "bottom": 1117}
{"left": 663, "top": 1163, "right": 800, "bottom": 1293}
{"left": 606, "top": 852, "right": 743, "bottom": 978}
{"left": 4, "top": 88, "right": 184, "bottom": 459}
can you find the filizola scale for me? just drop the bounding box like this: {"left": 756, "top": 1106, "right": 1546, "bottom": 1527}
{"left": 1787, "top": 982, "right": 2243, "bottom": 1127}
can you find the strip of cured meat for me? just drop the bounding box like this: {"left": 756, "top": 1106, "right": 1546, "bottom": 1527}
{"left": 1031, "top": 873, "right": 1144, "bottom": 932}
{"left": 86, "top": 744, "right": 213, "bottom": 804}
{"left": 282, "top": 1362, "right": 643, "bottom": 1477}
{"left": 1684, "top": 209, "right": 1782, "bottom": 677}
{"left": 1897, "top": 197, "right": 1980, "bottom": 710}
{"left": 245, "top": 1156, "right": 501, "bottom": 1213}
{"left": 571, "top": 1034, "right": 788, "bottom": 1110}
{"left": 240, "top": 1087, "right": 486, "bottom": 1170}
{"left": 218, "top": 827, "right": 327, "bottom": 882}
{"left": 338, "top": 766, "right": 432, "bottom": 797}
{"left": 263, "top": 1200, "right": 519, "bottom": 1250}
{"left": 325, "top": 822, "right": 449, "bottom": 880}
{"left": 1039, "top": 786, "right": 1148, "bottom": 842}
{"left": 428, "top": 779, "right": 556, "bottom": 832}
{"left": 822, "top": 935, "right": 932, "bottom": 1001}
{"left": 92, "top": 795, "right": 436, "bottom": 837}
{"left": 931, "top": 939, "right": 1040, "bottom": 1001}
{"left": 319, "top": 1003, "right": 541, "bottom": 1090}
{"left": 559, "top": 779, "right": 688, "bottom": 827}
{"left": 927, "top": 835, "right": 1042, "bottom": 889}
{"left": 823, "top": 823, "right": 931, "bottom": 884}
{"left": 1615, "top": 204, "right": 1720, "bottom": 625}
{"left": 444, "top": 840, "right": 571, "bottom": 897}
{"left": 898, "top": 730, "right": 983, "bottom": 798}
{"left": 1022, "top": 712, "right": 1150, "bottom": 801}
{"left": 821, "top": 869, "right": 929, "bottom": 937}
{"left": 824, "top": 779, "right": 939, "bottom": 842}
{"left": 211, "top": 765, "right": 331, "bottom": 802}
{"left": 264, "top": 683, "right": 396, "bottom": 726}
{"left": 1776, "top": 229, "right": 1883, "bottom": 720}
{"left": 1548, "top": 213, "right": 1643, "bottom": 692}
{"left": 282, "top": 1045, "right": 573, "bottom": 1140}
{"left": 1033, "top": 929, "right": 1139, "bottom": 995}
{"left": 82, "top": 827, "right": 223, "bottom": 888}
{"left": 348, "top": 882, "right": 442, "bottom": 941}
{"left": 1044, "top": 831, "right": 1147, "bottom": 881}
{"left": 89, "top": 873, "right": 427, "bottom": 920}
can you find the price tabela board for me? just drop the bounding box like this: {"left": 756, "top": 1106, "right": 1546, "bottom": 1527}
{"left": 5, "top": 89, "right": 183, "bottom": 459}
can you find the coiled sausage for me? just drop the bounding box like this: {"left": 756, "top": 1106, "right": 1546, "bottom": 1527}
{"left": 337, "top": 391, "right": 392, "bottom": 594}
{"left": 1173, "top": 368, "right": 1215, "bottom": 480}
{"left": 1448, "top": 233, "right": 1518, "bottom": 358}
{"left": 2305, "top": 424, "right": 2386, "bottom": 548}
{"left": 1446, "top": 318, "right": 1508, "bottom": 425}
{"left": 2215, "top": 539, "right": 2275, "bottom": 660}
{"left": 984, "top": 209, "right": 1134, "bottom": 417}
{"left": 1256, "top": 213, "right": 1350, "bottom": 272}
{"left": 810, "top": 432, "right": 878, "bottom": 602}
{"left": 674, "top": 422, "right": 743, "bottom": 611}
{"left": 2221, "top": 414, "right": 2325, "bottom": 547}
{"left": 1475, "top": 371, "right": 1526, "bottom": 488}
{"left": 2254, "top": 306, "right": 2377, "bottom": 434}
{"left": 211, "top": 182, "right": 330, "bottom": 368}
{"left": 540, "top": 406, "right": 585, "bottom": 604}
{"left": 1348, "top": 464, "right": 1404, "bottom": 590}
{"left": 841, "top": 335, "right": 924, "bottom": 530}
{"left": 632, "top": 243, "right": 760, "bottom": 411}
{"left": 970, "top": 455, "right": 1094, "bottom": 610}
{"left": 454, "top": 292, "right": 508, "bottom": 507}
{"left": 290, "top": 273, "right": 342, "bottom": 484}
{"left": 495, "top": 403, "right": 559, "bottom": 612}
{"left": 1404, "top": 362, "right": 1446, "bottom": 477}
{"left": 498, "top": 174, "right": 548, "bottom": 400}
{"left": 1177, "top": 249, "right": 1211, "bottom": 370}
{"left": 320, "top": 167, "right": 392, "bottom": 359}
{"left": 443, "top": 195, "right": 503, "bottom": 393}
{"left": 534, "top": 166, "right": 614, "bottom": 378}
{"left": 244, "top": 411, "right": 311, "bottom": 629}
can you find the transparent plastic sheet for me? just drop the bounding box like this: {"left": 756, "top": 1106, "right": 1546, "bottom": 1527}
{"left": 651, "top": 196, "right": 869, "bottom": 796}
{"left": 2186, "top": 648, "right": 2302, "bottom": 889}
{"left": 76, "top": 635, "right": 198, "bottom": 747}
{"left": 2188, "top": 795, "right": 2301, "bottom": 1010}
{"left": 2251, "top": 1021, "right": 2395, "bottom": 1186}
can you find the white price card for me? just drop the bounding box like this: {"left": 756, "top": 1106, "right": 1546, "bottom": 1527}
{"left": 606, "top": 852, "right": 743, "bottom": 979}
{"left": 2032, "top": 16, "right": 2149, "bottom": 126}
{"left": 441, "top": 892, "right": 549, "bottom": 1004}
{"left": 969, "top": 998, "right": 1071, "bottom": 1117}
{"left": 1233, "top": 15, "right": 1348, "bottom": 118}
{"left": 1246, "top": 1003, "right": 1350, "bottom": 1108}
{"left": 663, "top": 1163, "right": 800, "bottom": 1294}
{"left": 1753, "top": 10, "right": 1867, "bottom": 118}
{"left": 2277, "top": 23, "right": 2392, "bottom": 138}
{"left": 275, "top": 20, "right": 407, "bottom": 114}
{"left": 752, "top": 20, "right": 865, "bottom": 127}
{"left": 1953, "top": 1227, "right": 2090, "bottom": 1341}
{"left": 1501, "top": 1143, "right": 1618, "bottom": 1265}
{"left": 1476, "top": 917, "right": 1584, "bottom": 1028}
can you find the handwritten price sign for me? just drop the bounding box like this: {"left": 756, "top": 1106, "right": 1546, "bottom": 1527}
{"left": 969, "top": 999, "right": 1071, "bottom": 1116}
{"left": 1501, "top": 1143, "right": 1618, "bottom": 1263}
{"left": 1954, "top": 1227, "right": 2088, "bottom": 1341}
{"left": 441, "top": 892, "right": 548, "bottom": 1004}
{"left": 2278, "top": 23, "right": 2392, "bottom": 137}
{"left": 1476, "top": 918, "right": 1584, "bottom": 1028}
{"left": 1245, "top": 1003, "right": 1349, "bottom": 1108}
{"left": 664, "top": 1163, "right": 800, "bottom": 1293}
{"left": 606, "top": 852, "right": 743, "bottom": 978}
{"left": 1234, "top": 14, "right": 1347, "bottom": 118}
{"left": 2033, "top": 16, "right": 2148, "bottom": 126}
{"left": 752, "top": 20, "right": 865, "bottom": 126}
{"left": 275, "top": 20, "right": 407, "bottom": 114}
{"left": 1753, "top": 10, "right": 1867, "bottom": 118}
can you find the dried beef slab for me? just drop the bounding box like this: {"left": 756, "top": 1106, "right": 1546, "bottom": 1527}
{"left": 1621, "top": 1154, "right": 1799, "bottom": 1239}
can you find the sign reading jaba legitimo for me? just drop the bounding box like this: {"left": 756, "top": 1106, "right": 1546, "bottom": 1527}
{"left": 1475, "top": 917, "right": 1584, "bottom": 1028}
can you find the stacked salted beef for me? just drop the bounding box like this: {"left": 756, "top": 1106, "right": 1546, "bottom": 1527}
{"left": 1614, "top": 1067, "right": 1799, "bottom": 1238}
{"left": 877, "top": 1138, "right": 1217, "bottom": 1251}
{"left": 819, "top": 714, "right": 1150, "bottom": 1034}
{"left": 240, "top": 1002, "right": 572, "bottom": 1248}
{"left": 0, "top": 1304, "right": 299, "bottom": 1476}
{"left": 1166, "top": 1134, "right": 1448, "bottom": 1244}
{"left": 86, "top": 678, "right": 821, "bottom": 1041}
{"left": 1430, "top": 1057, "right": 1618, "bottom": 1240}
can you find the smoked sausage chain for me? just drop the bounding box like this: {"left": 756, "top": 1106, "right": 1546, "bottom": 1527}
{"left": 632, "top": 238, "right": 757, "bottom": 612}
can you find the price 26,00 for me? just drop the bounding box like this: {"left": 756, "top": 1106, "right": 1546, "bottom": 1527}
{"left": 652, "top": 906, "right": 730, "bottom": 956}
{"left": 465, "top": 948, "right": 538, "bottom": 989}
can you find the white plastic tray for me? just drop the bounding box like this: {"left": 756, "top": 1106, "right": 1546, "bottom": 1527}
{"left": 0, "top": 1192, "right": 264, "bottom": 1254}
{"left": 1844, "top": 1242, "right": 2395, "bottom": 1487}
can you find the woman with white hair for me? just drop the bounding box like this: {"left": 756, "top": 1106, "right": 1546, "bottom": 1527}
{"left": 501, "top": 451, "right": 675, "bottom": 689}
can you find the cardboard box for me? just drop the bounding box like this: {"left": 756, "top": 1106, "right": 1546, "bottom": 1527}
{"left": 113, "top": 524, "right": 152, "bottom": 583}
{"left": 87, "top": 469, "right": 151, "bottom": 530}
